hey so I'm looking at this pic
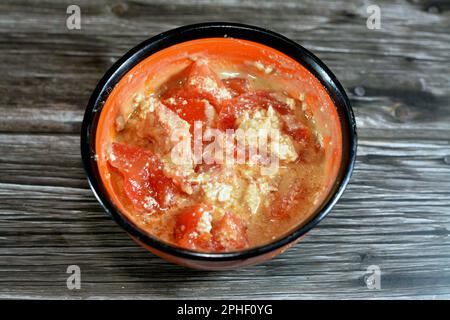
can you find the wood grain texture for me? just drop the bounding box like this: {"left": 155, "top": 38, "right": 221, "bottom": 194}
{"left": 0, "top": 0, "right": 449, "bottom": 299}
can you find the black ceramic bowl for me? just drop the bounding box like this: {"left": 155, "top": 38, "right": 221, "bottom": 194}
{"left": 81, "top": 22, "right": 357, "bottom": 269}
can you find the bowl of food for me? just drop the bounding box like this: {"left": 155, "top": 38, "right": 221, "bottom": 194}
{"left": 81, "top": 22, "right": 356, "bottom": 269}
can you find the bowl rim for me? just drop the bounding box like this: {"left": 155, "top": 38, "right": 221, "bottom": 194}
{"left": 81, "top": 22, "right": 357, "bottom": 262}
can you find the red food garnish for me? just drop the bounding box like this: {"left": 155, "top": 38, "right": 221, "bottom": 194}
{"left": 108, "top": 143, "right": 179, "bottom": 212}
{"left": 212, "top": 212, "right": 249, "bottom": 251}
{"left": 174, "top": 204, "right": 214, "bottom": 251}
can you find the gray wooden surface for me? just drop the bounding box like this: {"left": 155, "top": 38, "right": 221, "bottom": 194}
{"left": 0, "top": 0, "right": 449, "bottom": 299}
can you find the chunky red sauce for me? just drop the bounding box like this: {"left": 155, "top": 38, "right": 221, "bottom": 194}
{"left": 96, "top": 38, "right": 342, "bottom": 252}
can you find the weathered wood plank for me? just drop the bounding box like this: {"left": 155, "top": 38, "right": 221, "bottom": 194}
{"left": 0, "top": 0, "right": 449, "bottom": 299}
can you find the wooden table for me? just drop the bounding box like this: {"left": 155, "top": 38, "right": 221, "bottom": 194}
{"left": 1, "top": 0, "right": 449, "bottom": 299}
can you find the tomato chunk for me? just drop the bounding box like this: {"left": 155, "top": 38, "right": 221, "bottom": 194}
{"left": 161, "top": 91, "right": 207, "bottom": 128}
{"left": 217, "top": 97, "right": 253, "bottom": 130}
{"left": 184, "top": 62, "right": 232, "bottom": 109}
{"left": 244, "top": 90, "right": 292, "bottom": 115}
{"left": 217, "top": 90, "right": 291, "bottom": 130}
{"left": 212, "top": 212, "right": 249, "bottom": 251}
{"left": 108, "top": 141, "right": 150, "bottom": 173}
{"left": 222, "top": 78, "right": 249, "bottom": 97}
{"left": 109, "top": 143, "right": 179, "bottom": 211}
{"left": 282, "top": 120, "right": 311, "bottom": 143}
{"left": 174, "top": 204, "right": 213, "bottom": 250}
{"left": 174, "top": 206, "right": 249, "bottom": 251}
{"left": 270, "top": 181, "right": 306, "bottom": 219}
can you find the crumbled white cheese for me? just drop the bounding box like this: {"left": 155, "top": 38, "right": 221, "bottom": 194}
{"left": 189, "top": 76, "right": 232, "bottom": 101}
{"left": 217, "top": 184, "right": 233, "bottom": 202}
{"left": 148, "top": 96, "right": 157, "bottom": 112}
{"left": 236, "top": 108, "right": 298, "bottom": 163}
{"left": 243, "top": 177, "right": 279, "bottom": 215}
{"left": 162, "top": 155, "right": 194, "bottom": 195}
{"left": 271, "top": 135, "right": 298, "bottom": 162}
{"left": 143, "top": 196, "right": 158, "bottom": 210}
{"left": 133, "top": 93, "right": 144, "bottom": 104}
{"left": 115, "top": 115, "right": 125, "bottom": 131}
{"left": 285, "top": 97, "right": 296, "bottom": 110}
{"left": 197, "top": 211, "right": 212, "bottom": 234}
{"left": 202, "top": 181, "right": 233, "bottom": 203}
{"left": 281, "top": 114, "right": 301, "bottom": 131}
{"left": 316, "top": 132, "right": 324, "bottom": 148}
{"left": 245, "top": 183, "right": 260, "bottom": 215}
{"left": 237, "top": 108, "right": 281, "bottom": 132}
{"left": 254, "top": 60, "right": 275, "bottom": 74}
{"left": 109, "top": 151, "right": 117, "bottom": 162}
{"left": 301, "top": 102, "right": 310, "bottom": 116}
{"left": 203, "top": 100, "right": 216, "bottom": 125}
{"left": 187, "top": 172, "right": 210, "bottom": 184}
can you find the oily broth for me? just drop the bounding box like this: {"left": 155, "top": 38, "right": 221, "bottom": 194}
{"left": 108, "top": 58, "right": 327, "bottom": 250}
